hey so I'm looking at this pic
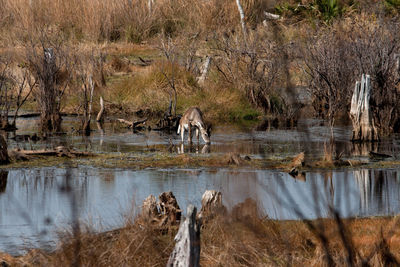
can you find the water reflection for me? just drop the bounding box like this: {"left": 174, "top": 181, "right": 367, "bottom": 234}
{"left": 5, "top": 117, "right": 400, "bottom": 159}
{"left": 0, "top": 171, "right": 7, "bottom": 193}
{"left": 1, "top": 167, "right": 400, "bottom": 255}
{"left": 177, "top": 143, "right": 210, "bottom": 154}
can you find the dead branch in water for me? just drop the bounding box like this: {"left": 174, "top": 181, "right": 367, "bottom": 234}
{"left": 116, "top": 118, "right": 147, "bottom": 129}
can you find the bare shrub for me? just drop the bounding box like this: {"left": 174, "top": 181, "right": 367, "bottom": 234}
{"left": 0, "top": 56, "right": 36, "bottom": 130}
{"left": 212, "top": 28, "right": 283, "bottom": 116}
{"left": 72, "top": 51, "right": 105, "bottom": 135}
{"left": 25, "top": 30, "right": 73, "bottom": 132}
{"left": 303, "top": 26, "right": 356, "bottom": 127}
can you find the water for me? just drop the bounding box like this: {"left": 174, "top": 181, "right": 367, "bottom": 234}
{"left": 1, "top": 117, "right": 400, "bottom": 255}
{"left": 1, "top": 167, "right": 400, "bottom": 255}
{"left": 7, "top": 117, "right": 400, "bottom": 159}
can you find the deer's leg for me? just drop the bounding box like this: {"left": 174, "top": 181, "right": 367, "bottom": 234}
{"left": 188, "top": 124, "right": 192, "bottom": 144}
{"left": 181, "top": 125, "right": 185, "bottom": 143}
{"left": 196, "top": 128, "right": 199, "bottom": 143}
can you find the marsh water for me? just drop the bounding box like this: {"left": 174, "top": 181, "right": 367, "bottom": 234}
{"left": 1, "top": 117, "right": 400, "bottom": 255}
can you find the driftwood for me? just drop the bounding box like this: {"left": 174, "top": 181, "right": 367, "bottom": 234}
{"left": 350, "top": 74, "right": 378, "bottom": 141}
{"left": 369, "top": 151, "right": 392, "bottom": 159}
{"left": 167, "top": 205, "right": 201, "bottom": 267}
{"left": 116, "top": 118, "right": 148, "bottom": 129}
{"left": 96, "top": 96, "right": 105, "bottom": 122}
{"left": 264, "top": 11, "right": 280, "bottom": 20}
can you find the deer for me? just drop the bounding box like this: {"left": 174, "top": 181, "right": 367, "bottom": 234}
{"left": 177, "top": 107, "right": 211, "bottom": 144}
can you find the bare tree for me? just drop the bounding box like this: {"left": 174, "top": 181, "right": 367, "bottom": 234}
{"left": 303, "top": 27, "right": 355, "bottom": 129}
{"left": 0, "top": 58, "right": 12, "bottom": 129}
{"left": 159, "top": 37, "right": 178, "bottom": 116}
{"left": 10, "top": 68, "right": 36, "bottom": 127}
{"left": 213, "top": 30, "right": 282, "bottom": 115}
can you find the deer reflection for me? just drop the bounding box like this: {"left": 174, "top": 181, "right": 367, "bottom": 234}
{"left": 177, "top": 143, "right": 210, "bottom": 154}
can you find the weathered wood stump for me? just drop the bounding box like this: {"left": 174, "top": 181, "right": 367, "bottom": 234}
{"left": 141, "top": 195, "right": 160, "bottom": 222}
{"left": 350, "top": 74, "right": 378, "bottom": 141}
{"left": 198, "top": 190, "right": 225, "bottom": 220}
{"left": 159, "top": 191, "right": 181, "bottom": 226}
{"left": 139, "top": 192, "right": 182, "bottom": 227}
{"left": 167, "top": 205, "right": 201, "bottom": 267}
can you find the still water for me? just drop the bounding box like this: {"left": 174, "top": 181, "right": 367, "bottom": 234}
{"left": 1, "top": 167, "right": 400, "bottom": 255}
{"left": 1, "top": 117, "right": 400, "bottom": 255}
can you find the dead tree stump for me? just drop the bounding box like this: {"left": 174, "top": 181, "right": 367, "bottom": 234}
{"left": 350, "top": 74, "right": 378, "bottom": 141}
{"left": 198, "top": 190, "right": 225, "bottom": 220}
{"left": 167, "top": 205, "right": 201, "bottom": 267}
{"left": 159, "top": 192, "right": 181, "bottom": 226}
{"left": 140, "top": 195, "right": 160, "bottom": 222}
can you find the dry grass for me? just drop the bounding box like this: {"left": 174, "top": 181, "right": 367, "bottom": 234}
{"left": 5, "top": 205, "right": 400, "bottom": 266}
{"left": 0, "top": 0, "right": 270, "bottom": 45}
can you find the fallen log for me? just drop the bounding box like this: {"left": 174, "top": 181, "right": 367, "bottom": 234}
{"left": 167, "top": 205, "right": 201, "bottom": 267}
{"left": 369, "top": 151, "right": 392, "bottom": 159}
{"left": 116, "top": 118, "right": 148, "bottom": 129}
{"left": 10, "top": 146, "right": 91, "bottom": 158}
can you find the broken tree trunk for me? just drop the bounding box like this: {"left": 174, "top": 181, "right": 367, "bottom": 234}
{"left": 198, "top": 190, "right": 225, "bottom": 221}
{"left": 235, "top": 0, "right": 247, "bottom": 43}
{"left": 167, "top": 205, "right": 201, "bottom": 267}
{"left": 350, "top": 74, "right": 378, "bottom": 142}
{"left": 96, "top": 96, "right": 105, "bottom": 123}
{"left": 197, "top": 56, "right": 212, "bottom": 85}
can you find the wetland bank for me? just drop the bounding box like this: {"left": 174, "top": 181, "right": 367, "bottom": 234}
{"left": 1, "top": 0, "right": 400, "bottom": 265}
